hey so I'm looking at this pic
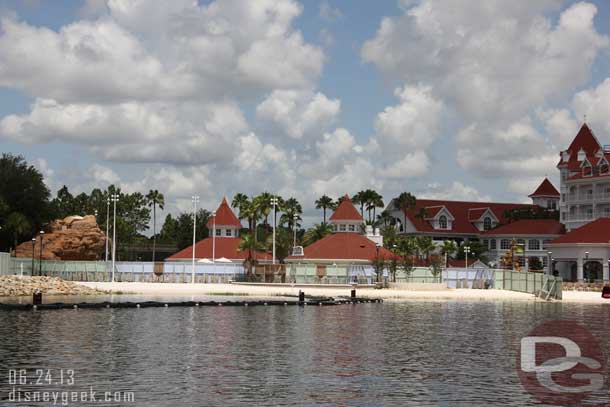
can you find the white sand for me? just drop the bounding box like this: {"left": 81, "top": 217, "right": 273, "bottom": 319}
{"left": 71, "top": 281, "right": 606, "bottom": 302}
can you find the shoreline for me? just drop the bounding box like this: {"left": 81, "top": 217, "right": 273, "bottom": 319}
{"left": 71, "top": 282, "right": 610, "bottom": 304}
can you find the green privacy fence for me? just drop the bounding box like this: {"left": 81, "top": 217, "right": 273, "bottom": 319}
{"left": 493, "top": 270, "right": 562, "bottom": 299}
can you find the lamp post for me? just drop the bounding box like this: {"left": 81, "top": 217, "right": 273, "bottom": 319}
{"left": 191, "top": 195, "right": 199, "bottom": 284}
{"left": 293, "top": 214, "right": 298, "bottom": 248}
{"left": 31, "top": 238, "right": 36, "bottom": 277}
{"left": 38, "top": 231, "right": 44, "bottom": 276}
{"left": 271, "top": 197, "right": 278, "bottom": 265}
{"left": 464, "top": 245, "right": 471, "bottom": 269}
{"left": 547, "top": 251, "right": 552, "bottom": 275}
{"left": 212, "top": 210, "right": 217, "bottom": 264}
{"left": 105, "top": 198, "right": 110, "bottom": 262}
{"left": 110, "top": 194, "right": 119, "bottom": 282}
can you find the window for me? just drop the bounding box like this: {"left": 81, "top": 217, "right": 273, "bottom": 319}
{"left": 339, "top": 224, "right": 346, "bottom": 232}
{"left": 332, "top": 224, "right": 337, "bottom": 232}
{"left": 605, "top": 207, "right": 610, "bottom": 217}
{"left": 586, "top": 207, "right": 593, "bottom": 218}
{"left": 348, "top": 224, "right": 355, "bottom": 232}
{"left": 482, "top": 239, "right": 489, "bottom": 249}
{"left": 601, "top": 164, "right": 609, "bottom": 174}
{"left": 438, "top": 215, "right": 448, "bottom": 229}
{"left": 528, "top": 239, "right": 540, "bottom": 251}
{"left": 490, "top": 239, "right": 497, "bottom": 250}
{"left": 226, "top": 229, "right": 232, "bottom": 237}
{"left": 583, "top": 166, "right": 592, "bottom": 177}
{"left": 500, "top": 239, "right": 511, "bottom": 250}
{"left": 483, "top": 217, "right": 492, "bottom": 231}
{"left": 216, "top": 229, "right": 221, "bottom": 236}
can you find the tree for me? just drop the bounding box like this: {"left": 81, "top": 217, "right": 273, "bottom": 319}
{"left": 364, "top": 189, "right": 384, "bottom": 223}
{"left": 315, "top": 195, "right": 335, "bottom": 224}
{"left": 231, "top": 193, "right": 250, "bottom": 219}
{"left": 280, "top": 197, "right": 302, "bottom": 230}
{"left": 415, "top": 236, "right": 436, "bottom": 264}
{"left": 302, "top": 223, "right": 332, "bottom": 246}
{"left": 5, "top": 212, "right": 31, "bottom": 249}
{"left": 388, "top": 254, "right": 399, "bottom": 283}
{"left": 146, "top": 190, "right": 165, "bottom": 262}
{"left": 429, "top": 255, "right": 443, "bottom": 282}
{"left": 440, "top": 240, "right": 457, "bottom": 267}
{"left": 265, "top": 228, "right": 293, "bottom": 262}
{"left": 393, "top": 192, "right": 416, "bottom": 233}
{"left": 238, "top": 232, "right": 266, "bottom": 279}
{"left": 397, "top": 237, "right": 416, "bottom": 281}
{"left": 376, "top": 210, "right": 395, "bottom": 228}
{"left": 528, "top": 257, "right": 543, "bottom": 271}
{"left": 254, "top": 192, "right": 273, "bottom": 227}
{"left": 0, "top": 154, "right": 51, "bottom": 250}
{"left": 160, "top": 209, "right": 210, "bottom": 250}
{"left": 372, "top": 251, "right": 387, "bottom": 284}
{"left": 352, "top": 191, "right": 366, "bottom": 218}
{"left": 456, "top": 240, "right": 488, "bottom": 263}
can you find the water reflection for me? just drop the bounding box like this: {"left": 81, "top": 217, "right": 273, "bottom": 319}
{"left": 0, "top": 301, "right": 609, "bottom": 406}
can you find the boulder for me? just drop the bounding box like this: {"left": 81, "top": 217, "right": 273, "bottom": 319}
{"left": 14, "top": 215, "right": 106, "bottom": 260}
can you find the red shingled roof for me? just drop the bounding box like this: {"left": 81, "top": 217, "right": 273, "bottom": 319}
{"left": 403, "top": 200, "right": 535, "bottom": 235}
{"left": 558, "top": 123, "right": 602, "bottom": 167}
{"left": 423, "top": 206, "right": 445, "bottom": 219}
{"left": 287, "top": 233, "right": 396, "bottom": 262}
{"left": 529, "top": 178, "right": 560, "bottom": 198}
{"left": 484, "top": 219, "right": 565, "bottom": 236}
{"left": 467, "top": 208, "right": 490, "bottom": 221}
{"left": 167, "top": 237, "right": 271, "bottom": 261}
{"left": 329, "top": 195, "right": 363, "bottom": 222}
{"left": 207, "top": 198, "right": 242, "bottom": 228}
{"left": 549, "top": 218, "right": 610, "bottom": 244}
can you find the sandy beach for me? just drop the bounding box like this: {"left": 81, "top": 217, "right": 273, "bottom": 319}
{"left": 73, "top": 281, "right": 610, "bottom": 304}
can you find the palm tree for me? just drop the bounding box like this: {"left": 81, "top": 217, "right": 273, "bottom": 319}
{"left": 394, "top": 192, "right": 416, "bottom": 233}
{"left": 352, "top": 191, "right": 366, "bottom": 218}
{"left": 231, "top": 193, "right": 250, "bottom": 220}
{"left": 302, "top": 223, "right": 333, "bottom": 246}
{"left": 376, "top": 210, "right": 395, "bottom": 228}
{"left": 415, "top": 236, "right": 436, "bottom": 264}
{"left": 238, "top": 232, "right": 266, "bottom": 279}
{"left": 280, "top": 197, "right": 302, "bottom": 230}
{"left": 6, "top": 212, "right": 31, "bottom": 249}
{"left": 365, "top": 190, "right": 384, "bottom": 223}
{"left": 146, "top": 190, "right": 165, "bottom": 262}
{"left": 440, "top": 240, "right": 457, "bottom": 267}
{"left": 254, "top": 192, "right": 273, "bottom": 227}
{"left": 315, "top": 195, "right": 335, "bottom": 224}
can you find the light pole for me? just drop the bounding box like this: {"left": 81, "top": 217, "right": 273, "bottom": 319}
{"left": 38, "top": 231, "right": 44, "bottom": 276}
{"left": 271, "top": 197, "right": 278, "bottom": 264}
{"left": 105, "top": 198, "right": 110, "bottom": 262}
{"left": 191, "top": 195, "right": 199, "bottom": 284}
{"left": 212, "top": 210, "right": 217, "bottom": 264}
{"left": 110, "top": 194, "right": 119, "bottom": 282}
{"left": 464, "top": 245, "right": 471, "bottom": 269}
{"left": 31, "top": 238, "right": 36, "bottom": 277}
{"left": 293, "top": 214, "right": 298, "bottom": 248}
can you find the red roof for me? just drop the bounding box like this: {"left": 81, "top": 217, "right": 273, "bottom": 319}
{"left": 287, "top": 233, "right": 397, "bottom": 262}
{"left": 558, "top": 123, "right": 602, "bottom": 167}
{"left": 423, "top": 206, "right": 445, "bottom": 219}
{"left": 329, "top": 195, "right": 363, "bottom": 222}
{"left": 167, "top": 237, "right": 271, "bottom": 261}
{"left": 467, "top": 208, "right": 489, "bottom": 221}
{"left": 549, "top": 218, "right": 610, "bottom": 244}
{"left": 403, "top": 200, "right": 535, "bottom": 235}
{"left": 529, "top": 178, "right": 560, "bottom": 198}
{"left": 484, "top": 219, "right": 565, "bottom": 236}
{"left": 207, "top": 198, "right": 242, "bottom": 228}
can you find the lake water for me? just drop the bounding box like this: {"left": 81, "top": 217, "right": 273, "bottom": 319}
{"left": 1, "top": 299, "right": 609, "bottom": 406}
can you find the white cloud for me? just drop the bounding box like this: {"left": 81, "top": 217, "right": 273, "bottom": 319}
{"left": 319, "top": 0, "right": 342, "bottom": 22}
{"left": 572, "top": 78, "right": 610, "bottom": 138}
{"left": 419, "top": 181, "right": 491, "bottom": 202}
{"left": 256, "top": 89, "right": 340, "bottom": 141}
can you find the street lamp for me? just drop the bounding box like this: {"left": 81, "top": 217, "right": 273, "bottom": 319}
{"left": 464, "top": 245, "right": 471, "bottom": 269}
{"left": 105, "top": 198, "right": 110, "bottom": 262}
{"left": 110, "top": 194, "right": 119, "bottom": 282}
{"left": 212, "top": 210, "right": 217, "bottom": 264}
{"left": 191, "top": 195, "right": 199, "bottom": 284}
{"left": 31, "top": 238, "right": 36, "bottom": 277}
{"left": 271, "top": 196, "right": 278, "bottom": 265}
{"left": 38, "top": 231, "right": 44, "bottom": 276}
{"left": 293, "top": 214, "right": 298, "bottom": 248}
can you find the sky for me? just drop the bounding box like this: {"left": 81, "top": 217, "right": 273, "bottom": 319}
{"left": 2, "top": 0, "right": 610, "bottom": 228}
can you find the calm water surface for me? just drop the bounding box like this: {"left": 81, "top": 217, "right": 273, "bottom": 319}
{"left": 1, "top": 300, "right": 610, "bottom": 406}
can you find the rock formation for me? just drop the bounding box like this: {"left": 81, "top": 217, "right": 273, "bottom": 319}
{"left": 14, "top": 215, "right": 106, "bottom": 260}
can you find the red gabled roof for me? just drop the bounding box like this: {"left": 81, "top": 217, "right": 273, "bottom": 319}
{"left": 529, "top": 178, "right": 560, "bottom": 198}
{"left": 207, "top": 198, "right": 242, "bottom": 228}
{"left": 167, "top": 237, "right": 271, "bottom": 261}
{"left": 483, "top": 219, "right": 565, "bottom": 236}
{"left": 403, "top": 200, "right": 536, "bottom": 235}
{"left": 329, "top": 195, "right": 363, "bottom": 222}
{"left": 549, "top": 218, "right": 610, "bottom": 244}
{"left": 423, "top": 206, "right": 445, "bottom": 219}
{"left": 558, "top": 123, "right": 602, "bottom": 167}
{"left": 287, "top": 233, "right": 397, "bottom": 262}
{"left": 467, "top": 208, "right": 490, "bottom": 221}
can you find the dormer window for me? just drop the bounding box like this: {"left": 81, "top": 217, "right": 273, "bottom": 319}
{"left": 583, "top": 165, "right": 592, "bottom": 177}
{"left": 578, "top": 148, "right": 586, "bottom": 161}
{"left": 483, "top": 217, "right": 492, "bottom": 231}
{"left": 438, "top": 215, "right": 448, "bottom": 229}
{"left": 562, "top": 151, "right": 570, "bottom": 162}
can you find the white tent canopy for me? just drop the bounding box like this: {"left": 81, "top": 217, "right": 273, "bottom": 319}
{"left": 216, "top": 257, "right": 232, "bottom": 263}
{"left": 197, "top": 258, "right": 214, "bottom": 264}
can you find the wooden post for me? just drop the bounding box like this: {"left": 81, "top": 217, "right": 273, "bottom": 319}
{"left": 32, "top": 290, "right": 42, "bottom": 305}
{"left": 298, "top": 290, "right": 305, "bottom": 303}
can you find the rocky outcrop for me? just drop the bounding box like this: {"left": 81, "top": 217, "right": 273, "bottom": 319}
{"left": 14, "top": 215, "right": 106, "bottom": 260}
{"left": 0, "top": 276, "right": 105, "bottom": 296}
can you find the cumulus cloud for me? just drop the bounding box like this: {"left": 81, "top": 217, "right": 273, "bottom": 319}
{"left": 419, "top": 181, "right": 492, "bottom": 202}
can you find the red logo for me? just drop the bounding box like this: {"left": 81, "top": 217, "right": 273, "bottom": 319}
{"left": 517, "top": 320, "right": 606, "bottom": 406}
